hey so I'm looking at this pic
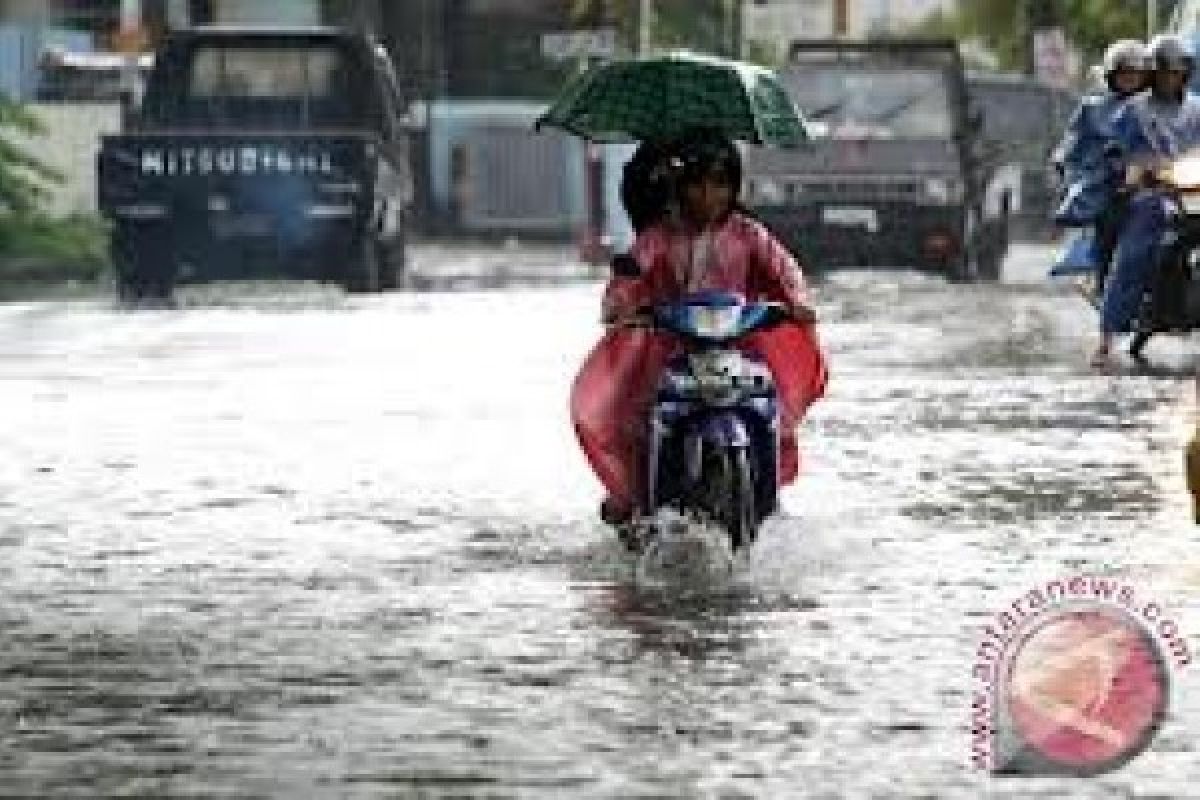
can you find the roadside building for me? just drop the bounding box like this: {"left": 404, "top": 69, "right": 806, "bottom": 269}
{"left": 745, "top": 0, "right": 955, "bottom": 61}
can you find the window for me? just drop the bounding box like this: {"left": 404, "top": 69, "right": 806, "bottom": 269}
{"left": 189, "top": 46, "right": 343, "bottom": 97}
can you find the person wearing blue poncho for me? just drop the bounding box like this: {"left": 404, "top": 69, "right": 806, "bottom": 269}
{"left": 1093, "top": 34, "right": 1200, "bottom": 367}
{"left": 1052, "top": 40, "right": 1147, "bottom": 287}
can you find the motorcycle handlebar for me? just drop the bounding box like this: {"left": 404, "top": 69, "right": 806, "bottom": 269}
{"left": 605, "top": 302, "right": 816, "bottom": 331}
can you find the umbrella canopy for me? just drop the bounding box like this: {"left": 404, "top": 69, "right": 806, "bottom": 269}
{"left": 535, "top": 51, "right": 809, "bottom": 148}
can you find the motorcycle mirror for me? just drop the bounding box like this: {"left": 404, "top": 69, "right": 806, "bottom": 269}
{"left": 611, "top": 253, "right": 642, "bottom": 278}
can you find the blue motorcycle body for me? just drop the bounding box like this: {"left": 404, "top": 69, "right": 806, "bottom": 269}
{"left": 643, "top": 291, "right": 782, "bottom": 548}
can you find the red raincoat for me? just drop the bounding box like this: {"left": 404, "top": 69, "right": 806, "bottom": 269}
{"left": 571, "top": 211, "right": 829, "bottom": 511}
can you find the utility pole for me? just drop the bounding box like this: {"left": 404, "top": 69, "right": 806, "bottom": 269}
{"left": 118, "top": 0, "right": 142, "bottom": 106}
{"left": 729, "top": 0, "right": 743, "bottom": 59}
{"left": 833, "top": 0, "right": 849, "bottom": 36}
{"left": 1149, "top": 0, "right": 1159, "bottom": 38}
{"left": 639, "top": 0, "right": 652, "bottom": 54}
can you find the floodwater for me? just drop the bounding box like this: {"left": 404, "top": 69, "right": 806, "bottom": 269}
{"left": 0, "top": 244, "right": 1197, "bottom": 798}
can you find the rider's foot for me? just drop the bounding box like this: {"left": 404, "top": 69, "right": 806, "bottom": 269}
{"left": 600, "top": 497, "right": 633, "bottom": 527}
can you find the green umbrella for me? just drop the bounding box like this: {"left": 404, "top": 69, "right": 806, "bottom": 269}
{"left": 535, "top": 51, "right": 810, "bottom": 148}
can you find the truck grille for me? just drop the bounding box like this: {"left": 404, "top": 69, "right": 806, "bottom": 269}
{"left": 788, "top": 176, "right": 922, "bottom": 203}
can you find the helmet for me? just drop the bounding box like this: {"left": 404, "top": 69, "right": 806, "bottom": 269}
{"left": 1102, "top": 39, "right": 1148, "bottom": 77}
{"left": 1147, "top": 33, "right": 1194, "bottom": 74}
{"left": 673, "top": 128, "right": 742, "bottom": 195}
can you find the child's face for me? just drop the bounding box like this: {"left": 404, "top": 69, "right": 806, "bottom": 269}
{"left": 681, "top": 169, "right": 733, "bottom": 227}
{"left": 1112, "top": 68, "right": 1144, "bottom": 95}
{"left": 1154, "top": 68, "right": 1188, "bottom": 96}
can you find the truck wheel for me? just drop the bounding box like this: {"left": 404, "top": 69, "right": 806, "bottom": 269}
{"left": 947, "top": 211, "right": 984, "bottom": 283}
{"left": 342, "top": 237, "right": 383, "bottom": 293}
{"left": 948, "top": 245, "right": 979, "bottom": 283}
{"left": 977, "top": 222, "right": 1009, "bottom": 283}
{"left": 379, "top": 226, "right": 408, "bottom": 291}
{"left": 977, "top": 241, "right": 1003, "bottom": 282}
{"left": 112, "top": 223, "right": 175, "bottom": 306}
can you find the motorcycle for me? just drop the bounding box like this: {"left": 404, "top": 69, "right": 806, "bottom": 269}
{"left": 1120, "top": 153, "right": 1200, "bottom": 358}
{"left": 626, "top": 290, "right": 790, "bottom": 551}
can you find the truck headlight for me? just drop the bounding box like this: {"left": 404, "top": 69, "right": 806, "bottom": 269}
{"left": 114, "top": 203, "right": 168, "bottom": 219}
{"left": 922, "top": 177, "right": 963, "bottom": 205}
{"left": 306, "top": 204, "right": 355, "bottom": 219}
{"left": 751, "top": 178, "right": 786, "bottom": 206}
{"left": 318, "top": 181, "right": 362, "bottom": 195}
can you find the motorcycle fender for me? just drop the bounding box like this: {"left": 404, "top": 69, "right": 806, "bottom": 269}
{"left": 686, "top": 417, "right": 748, "bottom": 453}
{"left": 683, "top": 414, "right": 752, "bottom": 503}
{"left": 692, "top": 413, "right": 751, "bottom": 449}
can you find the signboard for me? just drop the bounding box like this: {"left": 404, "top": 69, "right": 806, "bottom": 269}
{"left": 540, "top": 29, "right": 618, "bottom": 61}
{"left": 1032, "top": 27, "right": 1072, "bottom": 89}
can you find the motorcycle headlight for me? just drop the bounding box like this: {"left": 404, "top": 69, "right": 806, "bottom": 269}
{"left": 688, "top": 305, "right": 742, "bottom": 340}
{"left": 1171, "top": 156, "right": 1200, "bottom": 189}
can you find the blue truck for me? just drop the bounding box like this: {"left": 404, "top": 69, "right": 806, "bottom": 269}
{"left": 97, "top": 27, "right": 413, "bottom": 301}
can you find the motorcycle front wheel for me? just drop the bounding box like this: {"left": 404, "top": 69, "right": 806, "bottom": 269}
{"left": 690, "top": 445, "right": 757, "bottom": 550}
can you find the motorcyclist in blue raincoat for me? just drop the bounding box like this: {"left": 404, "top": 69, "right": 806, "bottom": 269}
{"left": 1093, "top": 34, "right": 1200, "bottom": 367}
{"left": 1052, "top": 40, "right": 1148, "bottom": 286}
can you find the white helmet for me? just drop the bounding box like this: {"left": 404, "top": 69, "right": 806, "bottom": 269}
{"left": 1102, "top": 39, "right": 1148, "bottom": 77}
{"left": 1147, "top": 33, "right": 1194, "bottom": 74}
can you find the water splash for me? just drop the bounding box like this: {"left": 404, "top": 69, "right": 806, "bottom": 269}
{"left": 632, "top": 509, "right": 736, "bottom": 595}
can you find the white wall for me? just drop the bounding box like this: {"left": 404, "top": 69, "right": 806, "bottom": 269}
{"left": 745, "top": 0, "right": 957, "bottom": 60}
{"left": 13, "top": 103, "right": 122, "bottom": 216}
{"left": 210, "top": 0, "right": 320, "bottom": 26}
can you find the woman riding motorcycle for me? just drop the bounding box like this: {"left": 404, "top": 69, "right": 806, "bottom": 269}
{"left": 571, "top": 129, "right": 828, "bottom": 527}
{"left": 1052, "top": 39, "right": 1148, "bottom": 288}
{"left": 1094, "top": 33, "right": 1200, "bottom": 367}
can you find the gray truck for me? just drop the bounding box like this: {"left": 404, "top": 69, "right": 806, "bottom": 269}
{"left": 743, "top": 39, "right": 1010, "bottom": 281}
{"left": 97, "top": 27, "right": 413, "bottom": 301}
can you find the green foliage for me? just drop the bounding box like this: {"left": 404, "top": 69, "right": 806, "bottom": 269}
{"left": 571, "top": 0, "right": 743, "bottom": 57}
{"left": 0, "top": 93, "right": 62, "bottom": 215}
{"left": 914, "top": 0, "right": 1147, "bottom": 73}
{"left": 0, "top": 93, "right": 98, "bottom": 287}
{"left": 0, "top": 213, "right": 110, "bottom": 284}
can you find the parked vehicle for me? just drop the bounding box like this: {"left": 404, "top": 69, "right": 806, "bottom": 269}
{"left": 967, "top": 71, "right": 1078, "bottom": 240}
{"left": 97, "top": 27, "right": 413, "bottom": 300}
{"left": 743, "top": 39, "right": 1010, "bottom": 281}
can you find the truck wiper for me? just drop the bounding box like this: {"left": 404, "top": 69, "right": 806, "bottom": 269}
{"left": 808, "top": 97, "right": 848, "bottom": 120}
{"left": 866, "top": 89, "right": 936, "bottom": 125}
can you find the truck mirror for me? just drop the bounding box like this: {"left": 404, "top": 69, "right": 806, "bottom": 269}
{"left": 968, "top": 107, "right": 984, "bottom": 134}
{"left": 119, "top": 88, "right": 141, "bottom": 129}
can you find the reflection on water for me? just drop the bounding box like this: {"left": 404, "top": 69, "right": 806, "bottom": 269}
{"left": 0, "top": 249, "right": 1196, "bottom": 797}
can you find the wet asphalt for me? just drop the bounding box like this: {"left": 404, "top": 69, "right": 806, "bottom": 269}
{"left": 0, "top": 243, "right": 1197, "bottom": 798}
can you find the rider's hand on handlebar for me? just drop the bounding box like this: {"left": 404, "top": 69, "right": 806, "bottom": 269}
{"left": 603, "top": 307, "right": 655, "bottom": 330}
{"left": 789, "top": 303, "right": 818, "bottom": 325}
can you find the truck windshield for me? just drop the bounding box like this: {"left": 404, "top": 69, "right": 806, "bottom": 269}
{"left": 783, "top": 66, "right": 954, "bottom": 139}
{"left": 190, "top": 46, "right": 344, "bottom": 97}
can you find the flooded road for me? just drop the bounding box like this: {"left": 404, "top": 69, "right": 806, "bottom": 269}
{"left": 0, "top": 244, "right": 1197, "bottom": 797}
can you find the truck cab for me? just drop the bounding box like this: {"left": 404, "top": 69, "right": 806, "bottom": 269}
{"left": 742, "top": 39, "right": 1009, "bottom": 281}
{"left": 98, "top": 27, "right": 413, "bottom": 300}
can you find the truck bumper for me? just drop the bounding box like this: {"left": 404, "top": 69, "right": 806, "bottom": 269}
{"left": 113, "top": 214, "right": 366, "bottom": 284}
{"left": 751, "top": 203, "right": 966, "bottom": 272}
